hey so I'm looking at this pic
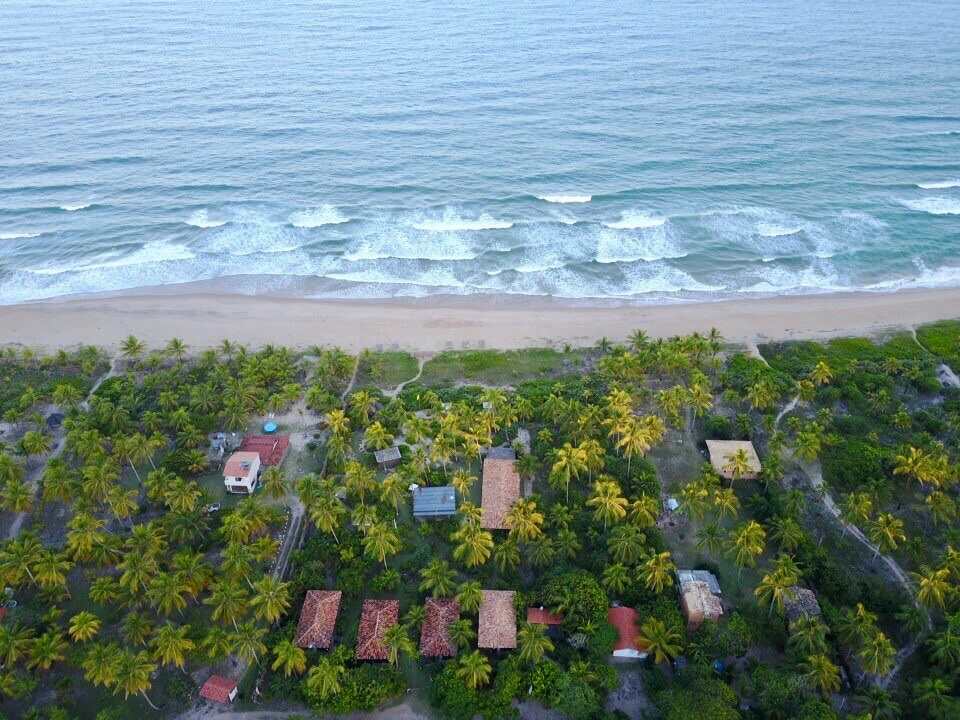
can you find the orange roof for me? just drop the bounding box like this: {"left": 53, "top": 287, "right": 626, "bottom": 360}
{"left": 356, "top": 599, "right": 399, "bottom": 660}
{"left": 478, "top": 590, "right": 516, "bottom": 649}
{"left": 240, "top": 435, "right": 290, "bottom": 466}
{"left": 420, "top": 598, "right": 459, "bottom": 658}
{"left": 294, "top": 590, "right": 342, "bottom": 649}
{"left": 223, "top": 451, "right": 260, "bottom": 478}
{"left": 481, "top": 459, "right": 520, "bottom": 530}
{"left": 608, "top": 607, "right": 647, "bottom": 653}
{"left": 527, "top": 607, "right": 563, "bottom": 625}
{"left": 200, "top": 675, "right": 237, "bottom": 704}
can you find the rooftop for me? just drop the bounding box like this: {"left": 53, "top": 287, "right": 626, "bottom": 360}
{"left": 478, "top": 590, "right": 516, "bottom": 649}
{"left": 199, "top": 675, "right": 237, "bottom": 704}
{"left": 705, "top": 440, "right": 762, "bottom": 479}
{"left": 413, "top": 486, "right": 457, "bottom": 517}
{"left": 486, "top": 446, "right": 517, "bottom": 461}
{"left": 481, "top": 458, "right": 520, "bottom": 530}
{"left": 294, "top": 590, "right": 342, "bottom": 649}
{"left": 608, "top": 606, "right": 647, "bottom": 655}
{"left": 784, "top": 586, "right": 822, "bottom": 623}
{"left": 526, "top": 607, "right": 564, "bottom": 625}
{"left": 240, "top": 434, "right": 290, "bottom": 466}
{"left": 223, "top": 451, "right": 260, "bottom": 477}
{"left": 374, "top": 446, "right": 402, "bottom": 464}
{"left": 420, "top": 598, "right": 459, "bottom": 658}
{"left": 680, "top": 580, "right": 723, "bottom": 632}
{"left": 356, "top": 599, "right": 400, "bottom": 661}
{"left": 677, "top": 569, "right": 722, "bottom": 595}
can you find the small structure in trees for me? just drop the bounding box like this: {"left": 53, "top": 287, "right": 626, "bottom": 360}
{"left": 481, "top": 456, "right": 520, "bottom": 530}
{"left": 356, "top": 599, "right": 399, "bottom": 661}
{"left": 200, "top": 675, "right": 238, "bottom": 704}
{"left": 294, "top": 590, "right": 342, "bottom": 650}
{"left": 412, "top": 485, "right": 457, "bottom": 519}
{"left": 608, "top": 606, "right": 648, "bottom": 660}
{"left": 374, "top": 446, "right": 402, "bottom": 470}
{"left": 526, "top": 606, "right": 563, "bottom": 626}
{"left": 478, "top": 590, "right": 517, "bottom": 649}
{"left": 420, "top": 598, "right": 459, "bottom": 658}
{"left": 678, "top": 570, "right": 723, "bottom": 632}
{"left": 706, "top": 440, "right": 761, "bottom": 481}
{"left": 223, "top": 451, "right": 261, "bottom": 494}
{"left": 783, "top": 586, "right": 822, "bottom": 627}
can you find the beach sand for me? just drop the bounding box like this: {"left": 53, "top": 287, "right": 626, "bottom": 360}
{"left": 0, "top": 285, "right": 958, "bottom": 351}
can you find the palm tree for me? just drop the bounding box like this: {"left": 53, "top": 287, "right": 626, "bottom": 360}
{"left": 914, "top": 678, "right": 952, "bottom": 720}
{"left": 695, "top": 522, "right": 724, "bottom": 558}
{"left": 68, "top": 612, "right": 102, "bottom": 643}
{"left": 449, "top": 619, "right": 476, "bottom": 650}
{"left": 362, "top": 522, "right": 401, "bottom": 568}
{"left": 602, "top": 563, "right": 631, "bottom": 595}
{"left": 769, "top": 516, "right": 805, "bottom": 553}
{"left": 457, "top": 581, "right": 483, "bottom": 615}
{"left": 641, "top": 551, "right": 676, "bottom": 595}
{"left": 419, "top": 559, "right": 457, "bottom": 598}
{"left": 165, "top": 337, "right": 187, "bottom": 364}
{"left": 261, "top": 466, "right": 288, "bottom": 500}
{"left": 854, "top": 687, "right": 900, "bottom": 720}
{"left": 28, "top": 630, "right": 67, "bottom": 671}
{"left": 587, "top": 480, "right": 628, "bottom": 529}
{"left": 111, "top": 649, "right": 159, "bottom": 709}
{"left": 789, "top": 616, "right": 829, "bottom": 657}
{"left": 271, "top": 639, "right": 307, "bottom": 676}
{"left": 712, "top": 487, "right": 740, "bottom": 520}
{"left": 636, "top": 618, "right": 682, "bottom": 664}
{"left": 364, "top": 421, "right": 394, "bottom": 451}
{"left": 869, "top": 513, "right": 906, "bottom": 556}
{"left": 755, "top": 567, "right": 797, "bottom": 615}
{"left": 914, "top": 566, "right": 952, "bottom": 609}
{"left": 250, "top": 576, "right": 291, "bottom": 623}
{"left": 231, "top": 621, "right": 268, "bottom": 664}
{"left": 20, "top": 430, "right": 52, "bottom": 460}
{"left": 383, "top": 624, "right": 418, "bottom": 669}
{"left": 204, "top": 581, "right": 248, "bottom": 629}
{"left": 201, "top": 627, "right": 234, "bottom": 661}
{"left": 451, "top": 524, "right": 493, "bottom": 568}
{"left": 926, "top": 491, "right": 957, "bottom": 526}
{"left": 325, "top": 408, "right": 350, "bottom": 436}
{"left": 550, "top": 443, "right": 588, "bottom": 502}
{"left": 505, "top": 498, "right": 544, "bottom": 542}
{"left": 929, "top": 623, "right": 960, "bottom": 669}
{"left": 0, "top": 623, "right": 34, "bottom": 669}
{"left": 379, "top": 473, "right": 406, "bottom": 516}
{"left": 0, "top": 478, "right": 32, "bottom": 514}
{"left": 82, "top": 642, "right": 120, "bottom": 688}
{"left": 802, "top": 654, "right": 840, "bottom": 696}
{"left": 349, "top": 389, "right": 376, "bottom": 426}
{"left": 307, "top": 657, "right": 346, "bottom": 700}
{"left": 120, "top": 335, "right": 145, "bottom": 359}
{"left": 627, "top": 494, "right": 659, "bottom": 528}
{"left": 34, "top": 550, "right": 72, "bottom": 593}
{"left": 746, "top": 380, "right": 778, "bottom": 411}
{"left": 308, "top": 493, "right": 346, "bottom": 544}
{"left": 493, "top": 539, "right": 520, "bottom": 574}
{"left": 151, "top": 622, "right": 195, "bottom": 670}
{"left": 457, "top": 650, "right": 492, "bottom": 689}
{"left": 859, "top": 631, "right": 896, "bottom": 676}
{"left": 810, "top": 360, "right": 833, "bottom": 386}
{"left": 452, "top": 470, "right": 477, "bottom": 497}
{"left": 607, "top": 523, "right": 647, "bottom": 565}
{"left": 517, "top": 622, "right": 554, "bottom": 664}
{"left": 723, "top": 449, "right": 752, "bottom": 485}
{"left": 728, "top": 520, "right": 766, "bottom": 573}
{"left": 841, "top": 492, "right": 873, "bottom": 528}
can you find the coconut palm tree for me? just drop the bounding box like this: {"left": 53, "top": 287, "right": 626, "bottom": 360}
{"left": 841, "top": 492, "right": 873, "bottom": 528}
{"left": 788, "top": 616, "right": 829, "bottom": 657}
{"left": 914, "top": 678, "right": 953, "bottom": 720}
{"left": 680, "top": 480, "right": 712, "bottom": 520}
{"left": 0, "top": 623, "right": 34, "bottom": 669}
{"left": 110, "top": 649, "right": 159, "bottom": 709}
{"left": 712, "top": 487, "right": 740, "bottom": 520}
{"left": 34, "top": 550, "right": 72, "bottom": 594}
{"left": 165, "top": 337, "right": 187, "bottom": 364}
{"left": 307, "top": 656, "right": 346, "bottom": 700}
{"left": 636, "top": 618, "right": 682, "bottom": 664}
{"left": 308, "top": 493, "right": 346, "bottom": 544}
{"left": 854, "top": 687, "right": 900, "bottom": 720}
{"left": 28, "top": 630, "right": 67, "bottom": 671}
{"left": 349, "top": 390, "right": 377, "bottom": 426}
{"left": 859, "top": 631, "right": 896, "bottom": 676}
{"left": 419, "top": 559, "right": 457, "bottom": 598}
{"left": 641, "top": 551, "right": 676, "bottom": 595}
{"left": 451, "top": 524, "right": 493, "bottom": 568}
{"left": 517, "top": 622, "right": 554, "bottom": 664}
{"left": 383, "top": 624, "right": 418, "bottom": 669}
{"left": 68, "top": 611, "right": 102, "bottom": 643}
{"left": 695, "top": 522, "right": 724, "bottom": 558}
{"left": 555, "top": 526, "right": 581, "bottom": 561}
{"left": 82, "top": 642, "right": 120, "bottom": 688}
{"left": 362, "top": 522, "right": 401, "bottom": 569}
{"left": 869, "top": 513, "right": 906, "bottom": 556}
{"left": 204, "top": 580, "right": 249, "bottom": 629}
{"left": 231, "top": 621, "right": 268, "bottom": 664}
{"left": 344, "top": 461, "right": 377, "bottom": 505}
{"left": 722, "top": 449, "right": 752, "bottom": 485}
{"left": 746, "top": 379, "right": 778, "bottom": 411}
{"left": 151, "top": 622, "right": 195, "bottom": 670}
{"left": 364, "top": 421, "right": 394, "bottom": 451}
{"left": 260, "top": 466, "right": 288, "bottom": 501}
{"left": 493, "top": 539, "right": 521, "bottom": 574}
{"left": 802, "top": 654, "right": 840, "bottom": 696}
{"left": 120, "top": 335, "right": 145, "bottom": 359}
{"left": 587, "top": 479, "right": 628, "bottom": 530}
{"left": 550, "top": 443, "right": 588, "bottom": 502}
{"left": 627, "top": 494, "right": 659, "bottom": 528}
{"left": 452, "top": 470, "right": 477, "bottom": 498}
{"left": 457, "top": 650, "right": 492, "bottom": 689}
{"left": 20, "top": 430, "right": 51, "bottom": 461}
{"left": 929, "top": 622, "right": 960, "bottom": 669}
{"left": 769, "top": 516, "right": 805, "bottom": 553}
{"left": 457, "top": 581, "right": 483, "bottom": 615}
{"left": 0, "top": 478, "right": 32, "bottom": 514}
{"left": 449, "top": 619, "right": 476, "bottom": 650}
{"left": 200, "top": 627, "right": 234, "bottom": 661}
{"left": 810, "top": 360, "right": 833, "bottom": 386}
{"left": 914, "top": 566, "right": 952, "bottom": 609}
{"left": 728, "top": 520, "right": 766, "bottom": 574}
{"left": 926, "top": 491, "right": 957, "bottom": 526}
{"left": 250, "top": 576, "right": 291, "bottom": 623}
{"left": 271, "top": 639, "right": 307, "bottom": 676}
{"left": 607, "top": 523, "right": 647, "bottom": 565}
{"left": 755, "top": 566, "right": 797, "bottom": 615}
{"left": 602, "top": 563, "right": 631, "bottom": 595}
{"left": 505, "top": 498, "right": 544, "bottom": 542}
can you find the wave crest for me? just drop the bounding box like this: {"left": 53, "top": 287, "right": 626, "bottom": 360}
{"left": 901, "top": 197, "right": 960, "bottom": 215}
{"left": 603, "top": 211, "right": 666, "bottom": 230}
{"left": 537, "top": 194, "right": 592, "bottom": 204}
{"left": 185, "top": 209, "right": 227, "bottom": 228}
{"left": 916, "top": 180, "right": 960, "bottom": 190}
{"left": 288, "top": 205, "right": 350, "bottom": 228}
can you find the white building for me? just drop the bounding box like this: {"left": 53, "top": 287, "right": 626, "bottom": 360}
{"left": 223, "top": 451, "right": 261, "bottom": 494}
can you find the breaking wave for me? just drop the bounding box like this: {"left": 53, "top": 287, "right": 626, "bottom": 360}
{"left": 0, "top": 231, "right": 41, "bottom": 240}
{"left": 288, "top": 205, "right": 350, "bottom": 228}
{"left": 185, "top": 209, "right": 227, "bottom": 228}
{"left": 603, "top": 211, "right": 666, "bottom": 230}
{"left": 60, "top": 203, "right": 91, "bottom": 212}
{"left": 537, "top": 194, "right": 592, "bottom": 204}
{"left": 411, "top": 212, "right": 513, "bottom": 232}
{"left": 916, "top": 180, "right": 960, "bottom": 189}
{"left": 901, "top": 197, "right": 960, "bottom": 215}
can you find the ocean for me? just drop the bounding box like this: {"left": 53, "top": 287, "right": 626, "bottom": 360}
{"left": 1, "top": 0, "right": 959, "bottom": 304}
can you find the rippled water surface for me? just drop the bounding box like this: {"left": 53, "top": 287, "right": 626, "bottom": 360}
{"left": 1, "top": 0, "right": 959, "bottom": 302}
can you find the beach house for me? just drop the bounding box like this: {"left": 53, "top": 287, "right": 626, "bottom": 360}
{"left": 481, "top": 451, "right": 521, "bottom": 530}
{"left": 222, "top": 451, "right": 261, "bottom": 494}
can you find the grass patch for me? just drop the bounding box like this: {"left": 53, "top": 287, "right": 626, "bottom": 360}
{"left": 760, "top": 333, "right": 926, "bottom": 378}
{"left": 916, "top": 319, "right": 960, "bottom": 368}
{"left": 419, "top": 348, "right": 584, "bottom": 386}
{"left": 355, "top": 351, "right": 419, "bottom": 390}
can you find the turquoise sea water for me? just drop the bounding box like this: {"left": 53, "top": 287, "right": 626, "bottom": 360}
{"left": 1, "top": 0, "right": 959, "bottom": 304}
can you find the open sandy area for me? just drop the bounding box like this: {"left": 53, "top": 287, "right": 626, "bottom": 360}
{"left": 0, "top": 286, "right": 958, "bottom": 352}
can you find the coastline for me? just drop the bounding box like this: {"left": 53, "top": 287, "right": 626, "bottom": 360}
{"left": 0, "top": 285, "right": 958, "bottom": 352}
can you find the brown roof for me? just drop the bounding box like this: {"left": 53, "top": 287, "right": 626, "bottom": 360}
{"left": 420, "top": 598, "right": 459, "bottom": 658}
{"left": 527, "top": 607, "right": 564, "bottom": 625}
{"left": 680, "top": 580, "right": 723, "bottom": 632}
{"left": 294, "top": 590, "right": 342, "bottom": 649}
{"left": 608, "top": 607, "right": 648, "bottom": 654}
{"left": 200, "top": 675, "right": 237, "bottom": 704}
{"left": 239, "top": 435, "right": 290, "bottom": 466}
{"left": 706, "top": 440, "right": 762, "bottom": 480}
{"left": 223, "top": 451, "right": 259, "bottom": 478}
{"left": 356, "top": 599, "right": 399, "bottom": 660}
{"left": 481, "top": 459, "right": 520, "bottom": 529}
{"left": 478, "top": 590, "right": 516, "bottom": 649}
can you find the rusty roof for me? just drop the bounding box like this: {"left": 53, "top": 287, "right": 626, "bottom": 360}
{"left": 478, "top": 590, "right": 516, "bottom": 649}
{"left": 294, "top": 590, "right": 342, "bottom": 649}
{"left": 199, "top": 675, "right": 237, "bottom": 704}
{"left": 481, "top": 459, "right": 520, "bottom": 530}
{"left": 356, "top": 599, "right": 399, "bottom": 661}
{"left": 419, "top": 598, "right": 459, "bottom": 658}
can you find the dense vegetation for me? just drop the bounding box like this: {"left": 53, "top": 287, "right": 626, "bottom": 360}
{"left": 0, "top": 324, "right": 957, "bottom": 720}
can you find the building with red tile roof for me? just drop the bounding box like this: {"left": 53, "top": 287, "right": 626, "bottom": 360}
{"left": 608, "top": 607, "right": 648, "bottom": 659}
{"left": 240, "top": 434, "right": 290, "bottom": 466}
{"left": 420, "top": 598, "right": 459, "bottom": 658}
{"left": 526, "top": 607, "right": 563, "bottom": 625}
{"left": 200, "top": 675, "right": 237, "bottom": 704}
{"left": 356, "top": 599, "right": 399, "bottom": 661}
{"left": 294, "top": 590, "right": 342, "bottom": 649}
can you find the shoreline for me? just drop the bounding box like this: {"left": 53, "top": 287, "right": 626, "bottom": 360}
{"left": 0, "top": 286, "right": 958, "bottom": 352}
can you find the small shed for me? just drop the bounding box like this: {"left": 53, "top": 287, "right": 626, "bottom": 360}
{"left": 200, "top": 675, "right": 237, "bottom": 704}
{"left": 413, "top": 486, "right": 457, "bottom": 519}
{"left": 706, "top": 440, "right": 762, "bottom": 481}
{"left": 680, "top": 581, "right": 723, "bottom": 632}
{"left": 374, "top": 446, "right": 402, "bottom": 470}
{"left": 784, "top": 586, "right": 822, "bottom": 626}
{"left": 677, "top": 569, "right": 722, "bottom": 596}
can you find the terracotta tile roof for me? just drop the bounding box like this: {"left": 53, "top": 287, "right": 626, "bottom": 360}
{"left": 294, "top": 590, "right": 342, "bottom": 649}
{"left": 481, "top": 459, "right": 520, "bottom": 530}
{"left": 223, "top": 451, "right": 259, "bottom": 478}
{"left": 527, "top": 607, "right": 563, "bottom": 625}
{"left": 419, "top": 598, "right": 459, "bottom": 658}
{"left": 240, "top": 435, "right": 290, "bottom": 466}
{"left": 608, "top": 607, "right": 648, "bottom": 654}
{"left": 478, "top": 590, "right": 516, "bottom": 649}
{"left": 200, "top": 675, "right": 237, "bottom": 704}
{"left": 705, "top": 440, "right": 761, "bottom": 480}
{"left": 356, "top": 599, "right": 399, "bottom": 661}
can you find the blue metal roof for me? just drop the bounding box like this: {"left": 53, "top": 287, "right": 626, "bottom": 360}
{"left": 413, "top": 486, "right": 457, "bottom": 517}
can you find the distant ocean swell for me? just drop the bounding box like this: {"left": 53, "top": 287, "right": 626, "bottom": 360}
{"left": 2, "top": 199, "right": 959, "bottom": 304}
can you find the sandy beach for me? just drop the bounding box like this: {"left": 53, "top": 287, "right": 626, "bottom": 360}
{"left": 0, "top": 286, "right": 958, "bottom": 352}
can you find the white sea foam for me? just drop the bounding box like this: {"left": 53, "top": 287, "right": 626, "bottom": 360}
{"left": 344, "top": 225, "right": 478, "bottom": 261}
{"left": 537, "top": 194, "right": 592, "bottom": 204}
{"left": 185, "top": 209, "right": 227, "bottom": 228}
{"left": 901, "top": 197, "right": 960, "bottom": 215}
{"left": 29, "top": 241, "right": 196, "bottom": 276}
{"left": 60, "top": 203, "right": 91, "bottom": 212}
{"left": 756, "top": 222, "right": 802, "bottom": 238}
{"left": 603, "top": 211, "right": 667, "bottom": 230}
{"left": 0, "top": 231, "right": 41, "bottom": 240}
{"left": 326, "top": 265, "right": 465, "bottom": 288}
{"left": 738, "top": 263, "right": 845, "bottom": 294}
{"left": 595, "top": 227, "right": 687, "bottom": 264}
{"left": 411, "top": 212, "right": 513, "bottom": 232}
{"left": 288, "top": 205, "right": 350, "bottom": 228}
{"left": 203, "top": 215, "right": 301, "bottom": 256}
{"left": 916, "top": 180, "right": 960, "bottom": 190}
{"left": 865, "top": 262, "right": 960, "bottom": 291}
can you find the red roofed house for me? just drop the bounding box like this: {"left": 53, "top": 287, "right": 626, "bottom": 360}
{"left": 608, "top": 607, "right": 648, "bottom": 660}
{"left": 356, "top": 599, "right": 399, "bottom": 661}
{"left": 240, "top": 434, "right": 290, "bottom": 467}
{"left": 527, "top": 606, "right": 563, "bottom": 626}
{"left": 294, "top": 590, "right": 342, "bottom": 649}
{"left": 200, "top": 675, "right": 238, "bottom": 704}
{"left": 420, "top": 598, "right": 459, "bottom": 658}
{"left": 223, "top": 451, "right": 261, "bottom": 494}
